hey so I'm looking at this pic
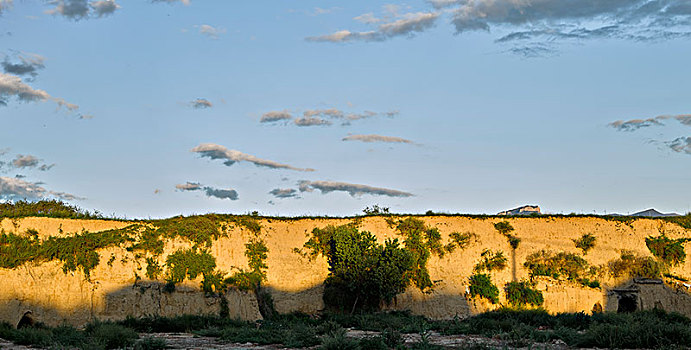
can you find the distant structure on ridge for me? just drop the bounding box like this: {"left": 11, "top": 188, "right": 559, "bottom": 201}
{"left": 630, "top": 209, "right": 680, "bottom": 217}
{"left": 497, "top": 205, "right": 541, "bottom": 216}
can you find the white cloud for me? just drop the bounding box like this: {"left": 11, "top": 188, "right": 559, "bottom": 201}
{"left": 666, "top": 137, "right": 691, "bottom": 155}
{"left": 0, "top": 72, "right": 79, "bottom": 110}
{"left": 2, "top": 52, "right": 45, "bottom": 79}
{"left": 294, "top": 116, "right": 331, "bottom": 127}
{"left": 342, "top": 134, "right": 415, "bottom": 144}
{"left": 307, "top": 12, "right": 439, "bottom": 42}
{"left": 269, "top": 188, "right": 298, "bottom": 198}
{"left": 90, "top": 0, "right": 119, "bottom": 17}
{"left": 260, "top": 110, "right": 293, "bottom": 123}
{"left": 191, "top": 143, "right": 315, "bottom": 172}
{"left": 196, "top": 24, "right": 226, "bottom": 39}
{"left": 191, "top": 98, "right": 213, "bottom": 109}
{"left": 298, "top": 180, "right": 413, "bottom": 197}
{"left": 0, "top": 176, "right": 81, "bottom": 201}
{"left": 609, "top": 114, "right": 691, "bottom": 131}
{"left": 176, "top": 181, "right": 238, "bottom": 200}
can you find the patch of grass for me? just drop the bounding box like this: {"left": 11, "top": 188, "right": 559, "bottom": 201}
{"left": 323, "top": 311, "right": 430, "bottom": 334}
{"left": 85, "top": 322, "right": 139, "bottom": 349}
{"left": 151, "top": 215, "right": 224, "bottom": 248}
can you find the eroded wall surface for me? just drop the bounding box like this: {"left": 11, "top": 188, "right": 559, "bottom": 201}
{"left": 1, "top": 216, "right": 689, "bottom": 327}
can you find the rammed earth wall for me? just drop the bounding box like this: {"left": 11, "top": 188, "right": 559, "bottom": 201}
{"left": 1, "top": 216, "right": 690, "bottom": 327}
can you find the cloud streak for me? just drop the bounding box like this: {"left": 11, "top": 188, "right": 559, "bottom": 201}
{"left": 609, "top": 114, "right": 691, "bottom": 131}
{"left": 342, "top": 134, "right": 416, "bottom": 144}
{"left": 666, "top": 137, "right": 691, "bottom": 155}
{"left": 0, "top": 72, "right": 79, "bottom": 110}
{"left": 260, "top": 107, "right": 397, "bottom": 126}
{"left": 307, "top": 12, "right": 439, "bottom": 42}
{"left": 175, "top": 181, "right": 238, "bottom": 200}
{"left": 260, "top": 110, "right": 293, "bottom": 123}
{"left": 196, "top": 24, "right": 226, "bottom": 39}
{"left": 298, "top": 180, "right": 413, "bottom": 197}
{"left": 191, "top": 143, "right": 315, "bottom": 172}
{"left": 269, "top": 188, "right": 298, "bottom": 198}
{"left": 191, "top": 98, "right": 212, "bottom": 109}
{"left": 2, "top": 52, "right": 45, "bottom": 79}
{"left": 46, "top": 0, "right": 120, "bottom": 20}
{"left": 0, "top": 176, "right": 80, "bottom": 201}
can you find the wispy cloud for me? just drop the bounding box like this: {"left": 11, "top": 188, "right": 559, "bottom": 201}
{"left": 9, "top": 154, "right": 55, "bottom": 171}
{"left": 152, "top": 0, "right": 190, "bottom": 5}
{"left": 46, "top": 0, "right": 120, "bottom": 20}
{"left": 2, "top": 52, "right": 45, "bottom": 79}
{"left": 0, "top": 0, "right": 12, "bottom": 14}
{"left": 260, "top": 110, "right": 293, "bottom": 123}
{"left": 307, "top": 11, "right": 439, "bottom": 42}
{"left": 269, "top": 188, "right": 298, "bottom": 198}
{"left": 190, "top": 98, "right": 212, "bottom": 109}
{"left": 666, "top": 137, "right": 691, "bottom": 155}
{"left": 342, "top": 134, "right": 416, "bottom": 144}
{"left": 309, "top": 1, "right": 691, "bottom": 55}
{"left": 195, "top": 24, "right": 226, "bottom": 39}
{"left": 609, "top": 114, "right": 691, "bottom": 131}
{"left": 191, "top": 143, "right": 315, "bottom": 172}
{"left": 0, "top": 176, "right": 81, "bottom": 201}
{"left": 294, "top": 116, "right": 331, "bottom": 127}
{"left": 175, "top": 181, "right": 239, "bottom": 200}
{"left": 0, "top": 72, "right": 79, "bottom": 110}
{"left": 260, "top": 107, "right": 397, "bottom": 126}
{"left": 298, "top": 180, "right": 413, "bottom": 197}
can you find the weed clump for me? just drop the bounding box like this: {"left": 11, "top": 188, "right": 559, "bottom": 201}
{"left": 608, "top": 251, "right": 663, "bottom": 279}
{"left": 468, "top": 273, "right": 500, "bottom": 304}
{"left": 504, "top": 281, "right": 544, "bottom": 307}
{"left": 524, "top": 250, "right": 601, "bottom": 288}
{"left": 573, "top": 233, "right": 596, "bottom": 255}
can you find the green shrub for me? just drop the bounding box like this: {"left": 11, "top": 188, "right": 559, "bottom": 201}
{"left": 493, "top": 221, "right": 514, "bottom": 235}
{"left": 164, "top": 248, "right": 226, "bottom": 293}
{"left": 86, "top": 322, "right": 139, "bottom": 349}
{"left": 0, "top": 226, "right": 134, "bottom": 278}
{"left": 394, "top": 218, "right": 448, "bottom": 289}
{"left": 468, "top": 273, "right": 499, "bottom": 304}
{"left": 304, "top": 224, "right": 415, "bottom": 312}
{"left": 609, "top": 251, "right": 663, "bottom": 279}
{"left": 645, "top": 234, "right": 690, "bottom": 267}
{"left": 524, "top": 250, "right": 600, "bottom": 288}
{"left": 447, "top": 232, "right": 476, "bottom": 252}
{"left": 573, "top": 233, "right": 596, "bottom": 255}
{"left": 134, "top": 337, "right": 168, "bottom": 350}
{"left": 504, "top": 281, "right": 544, "bottom": 307}
{"left": 145, "top": 257, "right": 162, "bottom": 279}
{"left": 0, "top": 200, "right": 102, "bottom": 219}
{"left": 473, "top": 249, "right": 507, "bottom": 273}
{"left": 320, "top": 328, "right": 360, "bottom": 350}
{"left": 507, "top": 234, "right": 521, "bottom": 249}
{"left": 153, "top": 216, "right": 223, "bottom": 248}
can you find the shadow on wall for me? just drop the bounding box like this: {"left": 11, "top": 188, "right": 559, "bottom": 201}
{"left": 2, "top": 278, "right": 691, "bottom": 329}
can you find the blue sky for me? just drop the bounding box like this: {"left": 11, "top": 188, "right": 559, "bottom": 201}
{"left": 1, "top": 0, "right": 690, "bottom": 218}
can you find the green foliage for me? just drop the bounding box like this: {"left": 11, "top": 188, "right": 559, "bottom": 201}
{"left": 507, "top": 234, "right": 521, "bottom": 249}
{"left": 304, "top": 224, "right": 415, "bottom": 312}
{"left": 394, "top": 218, "right": 449, "bottom": 290}
{"left": 0, "top": 227, "right": 134, "bottom": 278}
{"left": 645, "top": 234, "right": 690, "bottom": 267}
{"left": 85, "top": 322, "right": 139, "bottom": 349}
{"left": 504, "top": 281, "right": 544, "bottom": 307}
{"left": 0, "top": 199, "right": 103, "bottom": 219}
{"left": 662, "top": 214, "right": 691, "bottom": 230}
{"left": 446, "top": 232, "right": 476, "bottom": 252}
{"left": 468, "top": 273, "right": 499, "bottom": 304}
{"left": 134, "top": 337, "right": 168, "bottom": 350}
{"left": 225, "top": 215, "right": 262, "bottom": 235}
{"left": 573, "top": 233, "right": 597, "bottom": 255}
{"left": 524, "top": 250, "right": 601, "bottom": 288}
{"left": 320, "top": 328, "right": 360, "bottom": 350}
{"left": 473, "top": 249, "right": 508, "bottom": 273}
{"left": 362, "top": 205, "right": 390, "bottom": 215}
{"left": 145, "top": 257, "right": 162, "bottom": 279}
{"left": 226, "top": 239, "right": 269, "bottom": 291}
{"left": 129, "top": 228, "right": 164, "bottom": 256}
{"left": 164, "top": 248, "right": 225, "bottom": 293}
{"left": 609, "top": 251, "right": 663, "bottom": 279}
{"left": 153, "top": 216, "right": 224, "bottom": 248}
{"left": 493, "top": 221, "right": 514, "bottom": 235}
